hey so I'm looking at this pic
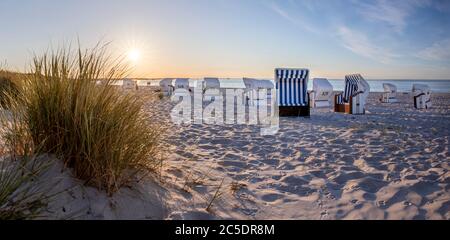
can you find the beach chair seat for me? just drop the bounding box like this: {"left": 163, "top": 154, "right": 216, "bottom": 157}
{"left": 381, "top": 83, "right": 398, "bottom": 103}
{"left": 310, "top": 78, "right": 333, "bottom": 108}
{"left": 413, "top": 84, "right": 432, "bottom": 109}
{"left": 276, "top": 68, "right": 310, "bottom": 117}
{"left": 334, "top": 74, "right": 370, "bottom": 115}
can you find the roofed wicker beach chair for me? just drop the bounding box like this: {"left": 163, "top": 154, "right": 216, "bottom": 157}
{"left": 275, "top": 68, "right": 310, "bottom": 117}
{"left": 243, "top": 78, "right": 255, "bottom": 105}
{"left": 381, "top": 83, "right": 398, "bottom": 103}
{"left": 204, "top": 77, "right": 221, "bottom": 91}
{"left": 310, "top": 78, "right": 333, "bottom": 108}
{"left": 203, "top": 77, "right": 221, "bottom": 101}
{"left": 413, "top": 84, "right": 432, "bottom": 109}
{"left": 243, "top": 78, "right": 275, "bottom": 106}
{"left": 174, "top": 78, "right": 190, "bottom": 91}
{"left": 122, "top": 78, "right": 137, "bottom": 90}
{"left": 159, "top": 78, "right": 175, "bottom": 96}
{"left": 334, "top": 74, "right": 370, "bottom": 115}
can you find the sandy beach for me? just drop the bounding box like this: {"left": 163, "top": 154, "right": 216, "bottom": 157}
{"left": 140, "top": 90, "right": 449, "bottom": 220}
{"left": 9, "top": 89, "right": 447, "bottom": 220}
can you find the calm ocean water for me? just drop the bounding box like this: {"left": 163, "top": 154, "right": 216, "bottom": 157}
{"left": 134, "top": 79, "right": 450, "bottom": 93}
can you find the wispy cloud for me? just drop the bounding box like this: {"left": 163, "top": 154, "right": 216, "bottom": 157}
{"left": 354, "top": 0, "right": 431, "bottom": 33}
{"left": 337, "top": 26, "right": 399, "bottom": 63}
{"left": 416, "top": 38, "right": 450, "bottom": 61}
{"left": 266, "top": 1, "right": 319, "bottom": 34}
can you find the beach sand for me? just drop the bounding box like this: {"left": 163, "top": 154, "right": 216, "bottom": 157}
{"left": 151, "top": 91, "right": 449, "bottom": 220}
{"left": 14, "top": 90, "right": 449, "bottom": 220}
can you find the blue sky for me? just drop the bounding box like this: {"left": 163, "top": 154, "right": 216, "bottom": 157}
{"left": 0, "top": 0, "right": 449, "bottom": 79}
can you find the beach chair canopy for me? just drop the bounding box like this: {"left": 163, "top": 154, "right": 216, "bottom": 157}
{"left": 174, "top": 78, "right": 190, "bottom": 89}
{"left": 243, "top": 78, "right": 274, "bottom": 89}
{"left": 360, "top": 78, "right": 370, "bottom": 96}
{"left": 159, "top": 78, "right": 174, "bottom": 88}
{"left": 383, "top": 83, "right": 397, "bottom": 93}
{"left": 342, "top": 74, "right": 369, "bottom": 103}
{"left": 276, "top": 68, "right": 309, "bottom": 106}
{"left": 243, "top": 78, "right": 254, "bottom": 89}
{"left": 413, "top": 84, "right": 430, "bottom": 93}
{"left": 313, "top": 78, "right": 333, "bottom": 92}
{"left": 312, "top": 78, "right": 333, "bottom": 103}
{"left": 204, "top": 77, "right": 221, "bottom": 90}
{"left": 253, "top": 80, "right": 274, "bottom": 89}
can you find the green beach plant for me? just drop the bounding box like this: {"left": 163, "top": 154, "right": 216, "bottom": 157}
{"left": 6, "top": 44, "right": 163, "bottom": 195}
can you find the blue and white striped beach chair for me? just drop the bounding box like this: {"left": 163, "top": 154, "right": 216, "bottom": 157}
{"left": 335, "top": 74, "right": 370, "bottom": 114}
{"left": 275, "top": 68, "right": 310, "bottom": 117}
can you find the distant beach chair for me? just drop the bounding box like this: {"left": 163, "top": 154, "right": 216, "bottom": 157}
{"left": 255, "top": 80, "right": 275, "bottom": 105}
{"left": 310, "top": 78, "right": 333, "bottom": 108}
{"left": 203, "top": 77, "right": 221, "bottom": 101}
{"left": 334, "top": 74, "right": 370, "bottom": 115}
{"left": 174, "top": 78, "right": 190, "bottom": 91}
{"left": 381, "top": 83, "right": 398, "bottom": 103}
{"left": 204, "top": 77, "right": 221, "bottom": 91}
{"left": 413, "top": 84, "right": 432, "bottom": 109}
{"left": 243, "top": 78, "right": 275, "bottom": 106}
{"left": 159, "top": 78, "right": 175, "bottom": 96}
{"left": 275, "top": 68, "right": 310, "bottom": 117}
{"left": 243, "top": 78, "right": 255, "bottom": 105}
{"left": 122, "top": 79, "right": 137, "bottom": 90}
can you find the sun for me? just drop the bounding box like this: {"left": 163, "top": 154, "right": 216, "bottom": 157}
{"left": 127, "top": 49, "right": 141, "bottom": 63}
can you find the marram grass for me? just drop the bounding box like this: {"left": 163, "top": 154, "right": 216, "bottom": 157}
{"left": 5, "top": 45, "right": 163, "bottom": 195}
{"left": 0, "top": 70, "right": 20, "bottom": 108}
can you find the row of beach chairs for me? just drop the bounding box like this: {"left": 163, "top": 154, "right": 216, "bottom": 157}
{"left": 274, "top": 68, "right": 432, "bottom": 116}
{"left": 121, "top": 68, "right": 433, "bottom": 117}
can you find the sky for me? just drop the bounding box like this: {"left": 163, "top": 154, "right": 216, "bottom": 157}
{"left": 1, "top": 0, "right": 450, "bottom": 79}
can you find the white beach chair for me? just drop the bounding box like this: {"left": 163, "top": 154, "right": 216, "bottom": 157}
{"left": 243, "top": 78, "right": 255, "bottom": 105}
{"left": 243, "top": 78, "right": 275, "bottom": 106}
{"left": 254, "top": 80, "right": 275, "bottom": 106}
{"left": 204, "top": 78, "right": 221, "bottom": 91}
{"left": 413, "top": 84, "right": 432, "bottom": 109}
{"left": 335, "top": 74, "right": 370, "bottom": 115}
{"left": 174, "top": 78, "right": 190, "bottom": 90}
{"left": 310, "top": 78, "right": 333, "bottom": 108}
{"left": 122, "top": 79, "right": 137, "bottom": 90}
{"left": 275, "top": 68, "right": 310, "bottom": 117}
{"left": 159, "top": 78, "right": 175, "bottom": 96}
{"left": 381, "top": 83, "right": 398, "bottom": 103}
{"left": 203, "top": 77, "right": 221, "bottom": 101}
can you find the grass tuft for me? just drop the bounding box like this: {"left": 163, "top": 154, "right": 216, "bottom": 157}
{"left": 0, "top": 70, "right": 21, "bottom": 109}
{"left": 0, "top": 107, "right": 53, "bottom": 220}
{"left": 5, "top": 44, "right": 163, "bottom": 195}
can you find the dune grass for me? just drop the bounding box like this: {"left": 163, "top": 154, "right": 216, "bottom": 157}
{"left": 0, "top": 105, "right": 52, "bottom": 219}
{"left": 0, "top": 70, "right": 20, "bottom": 109}
{"left": 3, "top": 45, "right": 163, "bottom": 196}
{"left": 0, "top": 153, "right": 52, "bottom": 220}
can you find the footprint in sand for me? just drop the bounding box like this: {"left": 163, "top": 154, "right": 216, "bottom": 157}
{"left": 260, "top": 193, "right": 284, "bottom": 202}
